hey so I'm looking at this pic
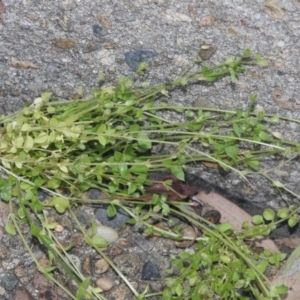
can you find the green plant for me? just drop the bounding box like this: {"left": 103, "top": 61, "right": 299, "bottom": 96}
{"left": 0, "top": 49, "right": 299, "bottom": 299}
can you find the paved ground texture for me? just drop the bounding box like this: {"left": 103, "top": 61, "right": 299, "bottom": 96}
{"left": 0, "top": 0, "right": 299, "bottom": 299}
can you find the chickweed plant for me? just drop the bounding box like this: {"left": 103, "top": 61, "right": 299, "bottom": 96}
{"left": 0, "top": 49, "right": 299, "bottom": 299}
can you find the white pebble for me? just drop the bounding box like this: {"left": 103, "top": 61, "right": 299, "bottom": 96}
{"left": 96, "top": 277, "right": 114, "bottom": 291}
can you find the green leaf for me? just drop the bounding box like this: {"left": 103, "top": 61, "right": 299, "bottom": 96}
{"left": 47, "top": 106, "right": 56, "bottom": 113}
{"left": 23, "top": 135, "right": 33, "bottom": 151}
{"left": 269, "top": 284, "right": 288, "bottom": 297}
{"left": 263, "top": 208, "right": 275, "bottom": 221}
{"left": 30, "top": 223, "right": 41, "bottom": 237}
{"left": 34, "top": 133, "right": 48, "bottom": 144}
{"left": 254, "top": 54, "right": 268, "bottom": 67}
{"left": 107, "top": 204, "right": 116, "bottom": 217}
{"left": 272, "top": 180, "right": 285, "bottom": 188}
{"left": 128, "top": 182, "right": 137, "bottom": 194}
{"left": 58, "top": 165, "right": 68, "bottom": 173}
{"left": 20, "top": 182, "right": 32, "bottom": 190}
{"left": 14, "top": 136, "right": 24, "bottom": 148}
{"left": 47, "top": 178, "right": 61, "bottom": 189}
{"left": 220, "top": 255, "right": 231, "bottom": 264}
{"left": 21, "top": 123, "right": 31, "bottom": 132}
{"left": 137, "top": 133, "right": 152, "bottom": 150}
{"left": 170, "top": 166, "right": 185, "bottom": 181}
{"left": 175, "top": 283, "right": 183, "bottom": 297}
{"left": 250, "top": 93, "right": 257, "bottom": 102}
{"left": 277, "top": 208, "right": 289, "bottom": 219}
{"left": 162, "top": 203, "right": 170, "bottom": 216}
{"left": 258, "top": 131, "right": 270, "bottom": 141}
{"left": 98, "top": 135, "right": 107, "bottom": 146}
{"left": 252, "top": 215, "right": 264, "bottom": 225}
{"left": 76, "top": 278, "right": 92, "bottom": 300}
{"left": 91, "top": 236, "right": 109, "bottom": 248}
{"left": 243, "top": 48, "right": 251, "bottom": 57}
{"left": 288, "top": 216, "right": 298, "bottom": 228}
{"left": 49, "top": 196, "right": 69, "bottom": 213}
{"left": 246, "top": 157, "right": 259, "bottom": 170}
{"left": 217, "top": 223, "right": 232, "bottom": 234}
{"left": 1, "top": 189, "right": 11, "bottom": 201}
{"left": 225, "top": 145, "right": 238, "bottom": 161}
{"left": 5, "top": 223, "right": 17, "bottom": 235}
{"left": 108, "top": 181, "right": 119, "bottom": 193}
{"left": 41, "top": 92, "right": 52, "bottom": 102}
{"left": 0, "top": 178, "right": 8, "bottom": 188}
{"left": 18, "top": 207, "right": 26, "bottom": 219}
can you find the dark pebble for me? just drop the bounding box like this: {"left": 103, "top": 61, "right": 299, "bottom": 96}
{"left": 125, "top": 49, "right": 157, "bottom": 71}
{"left": 88, "top": 188, "right": 102, "bottom": 199}
{"left": 277, "top": 70, "right": 285, "bottom": 76}
{"left": 37, "top": 190, "right": 50, "bottom": 202}
{"left": 92, "top": 24, "right": 108, "bottom": 38}
{"left": 141, "top": 261, "right": 160, "bottom": 280}
{"left": 95, "top": 204, "right": 130, "bottom": 228}
{"left": 0, "top": 273, "right": 19, "bottom": 291}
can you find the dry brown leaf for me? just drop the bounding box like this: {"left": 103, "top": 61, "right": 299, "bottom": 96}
{"left": 198, "top": 16, "right": 221, "bottom": 27}
{"left": 162, "top": 10, "right": 192, "bottom": 22}
{"left": 201, "top": 161, "right": 220, "bottom": 169}
{"left": 52, "top": 38, "right": 75, "bottom": 49}
{"left": 265, "top": 0, "right": 286, "bottom": 19}
{"left": 272, "top": 87, "right": 293, "bottom": 109}
{"left": 196, "top": 191, "right": 280, "bottom": 253}
{"left": 97, "top": 14, "right": 111, "bottom": 28}
{"left": 145, "top": 175, "right": 198, "bottom": 201}
{"left": 11, "top": 57, "right": 39, "bottom": 69}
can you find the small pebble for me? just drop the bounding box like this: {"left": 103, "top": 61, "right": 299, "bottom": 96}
{"left": 94, "top": 258, "right": 110, "bottom": 274}
{"left": 141, "top": 261, "right": 160, "bottom": 280}
{"left": 87, "top": 225, "right": 119, "bottom": 243}
{"left": 96, "top": 277, "right": 114, "bottom": 291}
{"left": 0, "top": 273, "right": 19, "bottom": 291}
{"left": 92, "top": 24, "right": 108, "bottom": 38}
{"left": 81, "top": 255, "right": 92, "bottom": 275}
{"left": 125, "top": 49, "right": 157, "bottom": 71}
{"left": 54, "top": 224, "right": 64, "bottom": 232}
{"left": 59, "top": 0, "right": 75, "bottom": 10}
{"left": 0, "top": 245, "right": 8, "bottom": 259}
{"left": 88, "top": 188, "right": 102, "bottom": 199}
{"left": 114, "top": 254, "right": 140, "bottom": 275}
{"left": 197, "top": 44, "right": 217, "bottom": 61}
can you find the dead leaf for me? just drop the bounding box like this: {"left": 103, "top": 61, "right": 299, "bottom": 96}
{"left": 198, "top": 16, "right": 221, "bottom": 27}
{"left": 162, "top": 10, "right": 192, "bottom": 22}
{"left": 11, "top": 57, "right": 39, "bottom": 69}
{"left": 97, "top": 14, "right": 111, "bottom": 28}
{"left": 275, "top": 237, "right": 300, "bottom": 249}
{"left": 265, "top": 0, "right": 286, "bottom": 19}
{"left": 52, "top": 38, "right": 75, "bottom": 49}
{"left": 196, "top": 191, "right": 280, "bottom": 253}
{"left": 145, "top": 175, "right": 198, "bottom": 201}
{"left": 272, "top": 87, "right": 293, "bottom": 109}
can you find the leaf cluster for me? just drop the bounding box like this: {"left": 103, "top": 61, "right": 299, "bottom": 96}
{"left": 0, "top": 49, "right": 298, "bottom": 299}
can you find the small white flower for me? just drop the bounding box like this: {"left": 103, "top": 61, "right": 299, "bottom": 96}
{"left": 30, "top": 97, "right": 43, "bottom": 107}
